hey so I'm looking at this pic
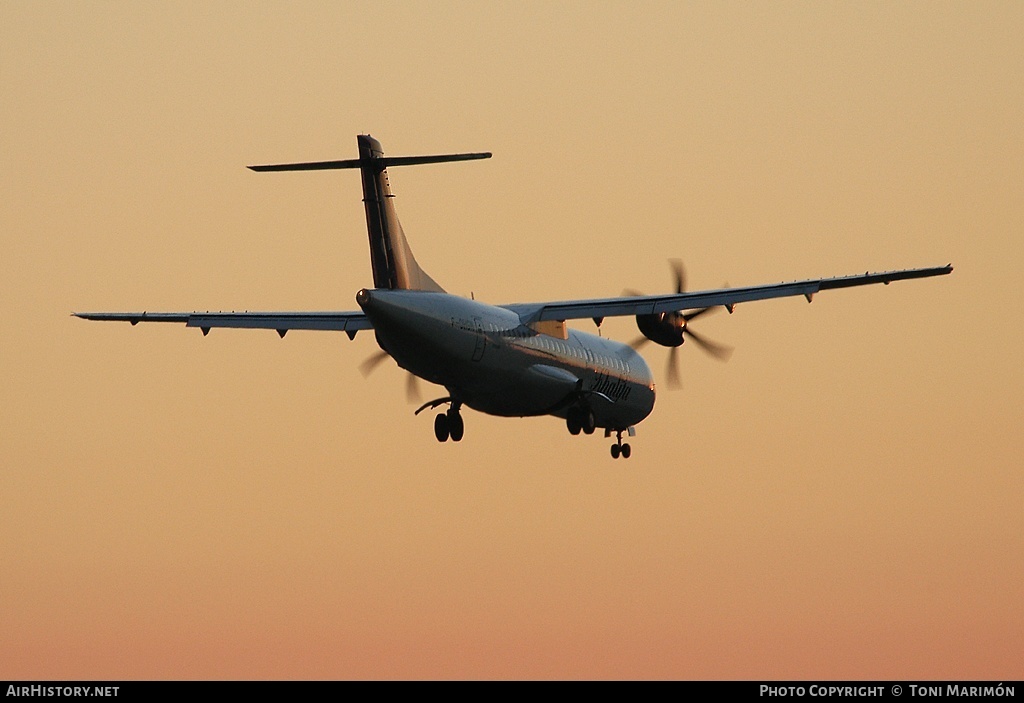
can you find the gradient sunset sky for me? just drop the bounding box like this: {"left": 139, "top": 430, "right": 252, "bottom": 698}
{"left": 2, "top": 1, "right": 1021, "bottom": 679}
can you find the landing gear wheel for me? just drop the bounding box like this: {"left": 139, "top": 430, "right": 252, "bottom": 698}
{"left": 434, "top": 413, "right": 450, "bottom": 442}
{"left": 447, "top": 409, "right": 464, "bottom": 442}
{"left": 609, "top": 430, "right": 632, "bottom": 459}
{"left": 566, "top": 409, "right": 582, "bottom": 436}
{"left": 582, "top": 409, "right": 596, "bottom": 435}
{"left": 567, "top": 407, "right": 594, "bottom": 436}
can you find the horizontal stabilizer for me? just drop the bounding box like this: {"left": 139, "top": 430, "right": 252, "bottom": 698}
{"left": 382, "top": 153, "right": 491, "bottom": 167}
{"left": 248, "top": 159, "right": 361, "bottom": 172}
{"left": 248, "top": 152, "right": 491, "bottom": 172}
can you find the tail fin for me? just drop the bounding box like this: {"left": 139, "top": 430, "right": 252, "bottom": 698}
{"left": 249, "top": 134, "right": 490, "bottom": 292}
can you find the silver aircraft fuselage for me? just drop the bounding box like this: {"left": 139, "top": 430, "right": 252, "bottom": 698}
{"left": 357, "top": 288, "right": 655, "bottom": 428}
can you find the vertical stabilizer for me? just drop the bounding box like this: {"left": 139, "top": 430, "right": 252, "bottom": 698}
{"left": 356, "top": 135, "right": 444, "bottom": 292}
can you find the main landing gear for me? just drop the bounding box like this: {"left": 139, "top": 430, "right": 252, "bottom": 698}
{"left": 415, "top": 397, "right": 465, "bottom": 444}
{"left": 565, "top": 406, "right": 596, "bottom": 436}
{"left": 433, "top": 403, "right": 464, "bottom": 443}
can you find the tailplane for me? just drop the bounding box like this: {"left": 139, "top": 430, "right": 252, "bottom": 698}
{"left": 249, "top": 135, "right": 490, "bottom": 291}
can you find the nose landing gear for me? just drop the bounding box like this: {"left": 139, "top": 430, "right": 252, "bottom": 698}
{"left": 610, "top": 430, "right": 632, "bottom": 459}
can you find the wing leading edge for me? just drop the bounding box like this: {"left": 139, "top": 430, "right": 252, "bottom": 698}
{"left": 502, "top": 265, "right": 953, "bottom": 323}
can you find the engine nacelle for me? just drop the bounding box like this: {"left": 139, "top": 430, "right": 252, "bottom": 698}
{"left": 636, "top": 312, "right": 685, "bottom": 347}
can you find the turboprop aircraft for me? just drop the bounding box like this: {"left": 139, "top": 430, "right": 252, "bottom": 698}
{"left": 75, "top": 134, "right": 952, "bottom": 459}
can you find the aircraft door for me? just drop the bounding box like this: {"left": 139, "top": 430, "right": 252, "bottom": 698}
{"left": 471, "top": 316, "right": 486, "bottom": 362}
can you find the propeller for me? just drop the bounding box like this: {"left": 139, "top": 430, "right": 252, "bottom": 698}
{"left": 628, "top": 259, "right": 733, "bottom": 389}
{"left": 405, "top": 370, "right": 421, "bottom": 403}
{"left": 359, "top": 349, "right": 421, "bottom": 402}
{"left": 359, "top": 349, "right": 391, "bottom": 377}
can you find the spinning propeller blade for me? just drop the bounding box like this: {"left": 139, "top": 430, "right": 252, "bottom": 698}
{"left": 631, "top": 259, "right": 734, "bottom": 389}
{"left": 361, "top": 348, "right": 422, "bottom": 402}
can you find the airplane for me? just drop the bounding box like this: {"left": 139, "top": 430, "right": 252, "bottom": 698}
{"left": 75, "top": 134, "right": 953, "bottom": 459}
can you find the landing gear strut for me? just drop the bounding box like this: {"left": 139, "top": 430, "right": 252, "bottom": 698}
{"left": 433, "top": 402, "right": 464, "bottom": 443}
{"left": 610, "top": 430, "right": 631, "bottom": 460}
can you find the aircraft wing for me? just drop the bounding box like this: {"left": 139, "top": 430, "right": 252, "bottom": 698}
{"left": 502, "top": 265, "right": 953, "bottom": 323}
{"left": 72, "top": 311, "right": 372, "bottom": 337}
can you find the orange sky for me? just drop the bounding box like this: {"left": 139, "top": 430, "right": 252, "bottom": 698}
{"left": 2, "top": 1, "right": 1021, "bottom": 679}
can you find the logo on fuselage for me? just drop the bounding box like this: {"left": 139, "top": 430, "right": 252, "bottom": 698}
{"left": 589, "top": 372, "right": 631, "bottom": 401}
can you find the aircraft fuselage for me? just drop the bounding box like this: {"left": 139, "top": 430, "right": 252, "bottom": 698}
{"left": 357, "top": 288, "right": 655, "bottom": 429}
